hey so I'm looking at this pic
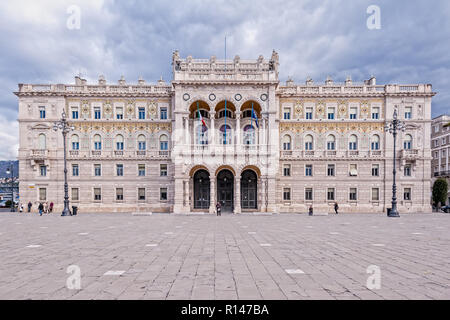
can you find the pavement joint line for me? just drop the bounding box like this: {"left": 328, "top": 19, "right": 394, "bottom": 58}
{"left": 26, "top": 245, "right": 42, "bottom": 248}
{"left": 329, "top": 232, "right": 340, "bottom": 235}
{"left": 104, "top": 270, "right": 125, "bottom": 276}
{"left": 412, "top": 232, "right": 424, "bottom": 235}
{"left": 78, "top": 233, "right": 89, "bottom": 235}
{"left": 145, "top": 244, "right": 158, "bottom": 247}
{"left": 372, "top": 244, "right": 386, "bottom": 247}
{"left": 285, "top": 269, "right": 305, "bottom": 274}
{"left": 260, "top": 243, "right": 272, "bottom": 247}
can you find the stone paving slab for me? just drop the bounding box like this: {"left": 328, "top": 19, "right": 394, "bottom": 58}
{"left": 0, "top": 212, "right": 449, "bottom": 300}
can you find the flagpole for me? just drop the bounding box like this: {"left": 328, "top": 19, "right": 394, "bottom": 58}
{"left": 224, "top": 36, "right": 227, "bottom": 145}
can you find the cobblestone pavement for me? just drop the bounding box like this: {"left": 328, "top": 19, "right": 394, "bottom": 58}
{"left": 0, "top": 212, "right": 449, "bottom": 300}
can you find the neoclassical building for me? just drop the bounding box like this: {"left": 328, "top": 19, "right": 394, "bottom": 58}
{"left": 16, "top": 51, "right": 435, "bottom": 214}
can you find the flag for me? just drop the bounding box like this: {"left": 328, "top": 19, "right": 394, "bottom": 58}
{"left": 251, "top": 102, "right": 259, "bottom": 128}
{"left": 224, "top": 99, "right": 227, "bottom": 144}
{"left": 197, "top": 102, "right": 206, "bottom": 127}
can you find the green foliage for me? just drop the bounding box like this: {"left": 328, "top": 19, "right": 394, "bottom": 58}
{"left": 432, "top": 178, "right": 448, "bottom": 207}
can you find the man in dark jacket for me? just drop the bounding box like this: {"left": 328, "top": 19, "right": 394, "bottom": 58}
{"left": 38, "top": 203, "right": 44, "bottom": 216}
{"left": 334, "top": 202, "right": 339, "bottom": 215}
{"left": 27, "top": 201, "right": 32, "bottom": 213}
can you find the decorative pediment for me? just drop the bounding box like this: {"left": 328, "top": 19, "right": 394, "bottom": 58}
{"left": 31, "top": 124, "right": 51, "bottom": 130}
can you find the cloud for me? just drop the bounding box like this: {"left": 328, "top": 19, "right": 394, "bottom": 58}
{"left": 0, "top": 114, "right": 19, "bottom": 160}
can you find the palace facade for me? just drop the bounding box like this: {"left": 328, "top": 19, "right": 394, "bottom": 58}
{"left": 16, "top": 51, "right": 435, "bottom": 214}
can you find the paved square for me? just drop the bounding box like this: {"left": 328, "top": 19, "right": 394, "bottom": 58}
{"left": 0, "top": 212, "right": 449, "bottom": 300}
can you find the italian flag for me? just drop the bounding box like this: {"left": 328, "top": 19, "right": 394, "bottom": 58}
{"left": 197, "top": 102, "right": 206, "bottom": 127}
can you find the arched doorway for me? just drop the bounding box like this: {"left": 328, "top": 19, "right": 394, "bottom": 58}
{"left": 193, "top": 170, "right": 210, "bottom": 209}
{"left": 217, "top": 169, "right": 234, "bottom": 212}
{"left": 241, "top": 170, "right": 258, "bottom": 209}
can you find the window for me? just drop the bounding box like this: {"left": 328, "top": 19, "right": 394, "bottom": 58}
{"left": 94, "top": 164, "right": 101, "bottom": 176}
{"left": 349, "top": 188, "right": 357, "bottom": 201}
{"left": 349, "top": 134, "right": 358, "bottom": 150}
{"left": 137, "top": 135, "right": 146, "bottom": 150}
{"left": 404, "top": 164, "right": 411, "bottom": 176}
{"left": 93, "top": 135, "right": 102, "bottom": 150}
{"left": 327, "top": 164, "right": 335, "bottom": 177}
{"left": 305, "top": 107, "right": 313, "bottom": 119}
{"left": 305, "top": 135, "right": 314, "bottom": 150}
{"left": 39, "top": 106, "right": 46, "bottom": 119}
{"left": 283, "top": 188, "right": 291, "bottom": 201}
{"left": 327, "top": 188, "right": 335, "bottom": 201}
{"left": 160, "top": 188, "right": 168, "bottom": 201}
{"left": 71, "top": 107, "right": 79, "bottom": 119}
{"left": 372, "top": 164, "right": 379, "bottom": 177}
{"left": 160, "top": 164, "right": 168, "bottom": 176}
{"left": 40, "top": 165, "right": 47, "bottom": 177}
{"left": 349, "top": 164, "right": 358, "bottom": 176}
{"left": 283, "top": 164, "right": 291, "bottom": 177}
{"left": 372, "top": 107, "right": 379, "bottom": 120}
{"left": 94, "top": 188, "right": 102, "bottom": 201}
{"left": 404, "top": 188, "right": 411, "bottom": 201}
{"left": 220, "top": 125, "right": 232, "bottom": 145}
{"left": 116, "top": 106, "right": 123, "bottom": 119}
{"left": 160, "top": 134, "right": 169, "bottom": 150}
{"left": 327, "top": 135, "right": 335, "bottom": 150}
{"left": 38, "top": 134, "right": 46, "bottom": 150}
{"left": 160, "top": 107, "right": 168, "bottom": 120}
{"left": 404, "top": 134, "right": 412, "bottom": 150}
{"left": 305, "top": 188, "right": 313, "bottom": 201}
{"left": 116, "top": 164, "right": 124, "bottom": 176}
{"left": 283, "top": 107, "right": 291, "bottom": 120}
{"left": 372, "top": 188, "right": 379, "bottom": 201}
{"left": 138, "top": 164, "right": 145, "bottom": 176}
{"left": 138, "top": 188, "right": 146, "bottom": 201}
{"left": 404, "top": 107, "right": 412, "bottom": 119}
{"left": 72, "top": 164, "right": 79, "bottom": 176}
{"left": 371, "top": 135, "right": 380, "bottom": 150}
{"left": 71, "top": 135, "right": 79, "bottom": 150}
{"left": 327, "top": 107, "right": 335, "bottom": 120}
{"left": 243, "top": 125, "right": 255, "bottom": 145}
{"left": 350, "top": 107, "right": 357, "bottom": 119}
{"left": 39, "top": 188, "right": 47, "bottom": 201}
{"left": 116, "top": 188, "right": 123, "bottom": 201}
{"left": 218, "top": 109, "right": 233, "bottom": 119}
{"left": 305, "top": 165, "right": 313, "bottom": 176}
{"left": 94, "top": 107, "right": 101, "bottom": 119}
{"left": 116, "top": 135, "right": 124, "bottom": 150}
{"left": 138, "top": 107, "right": 146, "bottom": 120}
{"left": 283, "top": 135, "right": 291, "bottom": 151}
{"left": 71, "top": 188, "right": 79, "bottom": 201}
{"left": 196, "top": 125, "right": 208, "bottom": 145}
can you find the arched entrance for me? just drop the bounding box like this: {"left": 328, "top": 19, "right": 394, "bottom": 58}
{"left": 193, "top": 170, "right": 210, "bottom": 209}
{"left": 217, "top": 169, "right": 234, "bottom": 212}
{"left": 241, "top": 170, "right": 258, "bottom": 209}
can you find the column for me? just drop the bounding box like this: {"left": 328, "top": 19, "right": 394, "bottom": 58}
{"left": 266, "top": 176, "right": 277, "bottom": 213}
{"left": 209, "top": 178, "right": 216, "bottom": 214}
{"left": 184, "top": 117, "right": 189, "bottom": 145}
{"left": 183, "top": 179, "right": 189, "bottom": 207}
{"left": 173, "top": 176, "right": 184, "bottom": 213}
{"left": 260, "top": 178, "right": 267, "bottom": 212}
{"left": 210, "top": 111, "right": 216, "bottom": 146}
{"left": 235, "top": 111, "right": 241, "bottom": 148}
{"left": 234, "top": 177, "right": 241, "bottom": 214}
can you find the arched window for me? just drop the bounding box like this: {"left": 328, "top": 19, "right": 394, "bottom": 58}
{"left": 195, "top": 109, "right": 209, "bottom": 119}
{"left": 243, "top": 125, "right": 255, "bottom": 145}
{"left": 38, "top": 134, "right": 46, "bottom": 150}
{"left": 196, "top": 125, "right": 208, "bottom": 145}
{"left": 220, "top": 125, "right": 232, "bottom": 145}
{"left": 93, "top": 134, "right": 102, "bottom": 150}
{"left": 404, "top": 134, "right": 412, "bottom": 150}
{"left": 217, "top": 109, "right": 233, "bottom": 119}
{"left": 71, "top": 134, "right": 79, "bottom": 150}
{"left": 160, "top": 134, "right": 169, "bottom": 150}
{"left": 349, "top": 134, "right": 358, "bottom": 150}
{"left": 282, "top": 135, "right": 291, "bottom": 150}
{"left": 371, "top": 135, "right": 380, "bottom": 150}
{"left": 305, "top": 135, "right": 313, "bottom": 150}
{"left": 327, "top": 134, "right": 336, "bottom": 150}
{"left": 115, "top": 134, "right": 124, "bottom": 150}
{"left": 137, "top": 134, "right": 146, "bottom": 150}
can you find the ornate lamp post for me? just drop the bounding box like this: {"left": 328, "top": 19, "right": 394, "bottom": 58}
{"left": 53, "top": 111, "right": 75, "bottom": 216}
{"left": 6, "top": 162, "right": 15, "bottom": 212}
{"left": 384, "top": 109, "right": 405, "bottom": 217}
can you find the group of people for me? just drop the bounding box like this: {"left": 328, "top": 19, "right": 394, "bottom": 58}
{"left": 308, "top": 202, "right": 339, "bottom": 215}
{"left": 19, "top": 201, "right": 54, "bottom": 216}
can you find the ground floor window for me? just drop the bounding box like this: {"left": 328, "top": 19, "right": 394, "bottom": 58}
{"left": 138, "top": 188, "right": 146, "bottom": 200}
{"left": 349, "top": 188, "right": 357, "bottom": 201}
{"left": 94, "top": 188, "right": 102, "bottom": 201}
{"left": 160, "top": 188, "right": 167, "bottom": 201}
{"left": 283, "top": 188, "right": 291, "bottom": 201}
{"left": 404, "top": 188, "right": 411, "bottom": 201}
{"left": 116, "top": 188, "right": 123, "bottom": 201}
{"left": 160, "top": 164, "right": 168, "bottom": 176}
{"left": 283, "top": 164, "right": 291, "bottom": 177}
{"left": 327, "top": 188, "right": 335, "bottom": 201}
{"left": 71, "top": 188, "right": 79, "bottom": 201}
{"left": 39, "top": 188, "right": 47, "bottom": 201}
{"left": 305, "top": 188, "right": 313, "bottom": 201}
{"left": 372, "top": 188, "right": 379, "bottom": 201}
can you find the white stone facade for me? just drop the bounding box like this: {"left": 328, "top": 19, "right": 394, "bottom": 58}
{"left": 15, "top": 51, "right": 435, "bottom": 214}
{"left": 431, "top": 114, "right": 450, "bottom": 205}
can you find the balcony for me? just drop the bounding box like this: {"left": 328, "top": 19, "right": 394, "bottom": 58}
{"left": 370, "top": 150, "right": 382, "bottom": 157}
{"left": 91, "top": 151, "right": 102, "bottom": 156}
{"left": 401, "top": 149, "right": 419, "bottom": 159}
{"left": 347, "top": 151, "right": 359, "bottom": 157}
{"left": 114, "top": 150, "right": 124, "bottom": 156}
{"left": 29, "top": 149, "right": 48, "bottom": 160}
{"left": 435, "top": 170, "right": 450, "bottom": 177}
{"left": 136, "top": 151, "right": 146, "bottom": 156}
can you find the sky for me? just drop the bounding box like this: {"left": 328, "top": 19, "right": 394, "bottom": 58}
{"left": 0, "top": 0, "right": 449, "bottom": 160}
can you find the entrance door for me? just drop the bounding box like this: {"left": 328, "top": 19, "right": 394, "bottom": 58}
{"left": 193, "top": 170, "right": 210, "bottom": 209}
{"left": 241, "top": 170, "right": 257, "bottom": 209}
{"left": 217, "top": 170, "right": 234, "bottom": 212}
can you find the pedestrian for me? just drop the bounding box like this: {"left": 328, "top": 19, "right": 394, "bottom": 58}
{"left": 38, "top": 202, "right": 44, "bottom": 216}
{"left": 216, "top": 201, "right": 222, "bottom": 216}
{"left": 27, "top": 201, "right": 32, "bottom": 213}
{"left": 334, "top": 202, "right": 339, "bottom": 215}
{"left": 49, "top": 202, "right": 54, "bottom": 213}
{"left": 19, "top": 203, "right": 24, "bottom": 213}
{"left": 308, "top": 205, "right": 313, "bottom": 216}
{"left": 44, "top": 202, "right": 48, "bottom": 214}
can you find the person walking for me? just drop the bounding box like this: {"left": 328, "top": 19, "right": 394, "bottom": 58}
{"left": 308, "top": 205, "right": 313, "bottom": 216}
{"left": 334, "top": 202, "right": 339, "bottom": 215}
{"left": 19, "top": 203, "right": 24, "bottom": 213}
{"left": 216, "top": 201, "right": 222, "bottom": 216}
{"left": 27, "top": 201, "right": 32, "bottom": 213}
{"left": 44, "top": 202, "right": 48, "bottom": 214}
{"left": 38, "top": 202, "right": 44, "bottom": 216}
{"left": 49, "top": 202, "right": 54, "bottom": 213}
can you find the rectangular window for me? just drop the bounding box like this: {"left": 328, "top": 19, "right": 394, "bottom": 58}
{"left": 72, "top": 164, "right": 79, "bottom": 176}
{"left": 404, "top": 164, "right": 411, "bottom": 177}
{"left": 94, "top": 164, "right": 101, "bottom": 176}
{"left": 283, "top": 107, "right": 291, "bottom": 120}
{"left": 404, "top": 188, "right": 411, "bottom": 201}
{"left": 372, "top": 188, "right": 379, "bottom": 201}
{"left": 116, "top": 188, "right": 123, "bottom": 201}
{"left": 349, "top": 188, "right": 357, "bottom": 201}
{"left": 138, "top": 188, "right": 146, "bottom": 201}
{"left": 138, "top": 107, "right": 146, "bottom": 120}
{"left": 40, "top": 165, "right": 47, "bottom": 177}
{"left": 71, "top": 188, "right": 79, "bottom": 201}
{"left": 39, "top": 106, "right": 46, "bottom": 119}
{"left": 94, "top": 107, "right": 101, "bottom": 119}
{"left": 160, "top": 107, "right": 168, "bottom": 120}
{"left": 305, "top": 107, "right": 313, "bottom": 119}
{"left": 305, "top": 164, "right": 313, "bottom": 176}
{"left": 305, "top": 188, "right": 313, "bottom": 201}
{"left": 283, "top": 164, "right": 291, "bottom": 177}
{"left": 160, "top": 188, "right": 168, "bottom": 201}
{"left": 327, "top": 188, "right": 335, "bottom": 201}
{"left": 283, "top": 188, "right": 291, "bottom": 201}
{"left": 94, "top": 188, "right": 102, "bottom": 201}
{"left": 372, "top": 164, "right": 379, "bottom": 177}
{"left": 404, "top": 107, "right": 412, "bottom": 119}
{"left": 327, "top": 107, "right": 335, "bottom": 120}
{"left": 349, "top": 164, "right": 358, "bottom": 176}
{"left": 71, "top": 107, "right": 79, "bottom": 119}
{"left": 327, "top": 164, "right": 335, "bottom": 177}
{"left": 39, "top": 188, "right": 47, "bottom": 201}
{"left": 116, "top": 107, "right": 123, "bottom": 119}
{"left": 372, "top": 107, "right": 380, "bottom": 120}
{"left": 350, "top": 107, "right": 357, "bottom": 119}
{"left": 116, "top": 164, "right": 124, "bottom": 176}
{"left": 138, "top": 164, "right": 146, "bottom": 176}
{"left": 160, "top": 164, "right": 168, "bottom": 177}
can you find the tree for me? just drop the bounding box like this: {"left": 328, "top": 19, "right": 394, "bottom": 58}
{"left": 432, "top": 178, "right": 448, "bottom": 208}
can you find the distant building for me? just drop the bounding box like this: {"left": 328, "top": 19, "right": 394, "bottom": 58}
{"left": 431, "top": 114, "right": 450, "bottom": 205}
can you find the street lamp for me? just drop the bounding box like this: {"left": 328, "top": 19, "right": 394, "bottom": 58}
{"left": 6, "top": 162, "right": 15, "bottom": 212}
{"left": 53, "top": 111, "right": 75, "bottom": 216}
{"left": 384, "top": 109, "right": 406, "bottom": 217}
